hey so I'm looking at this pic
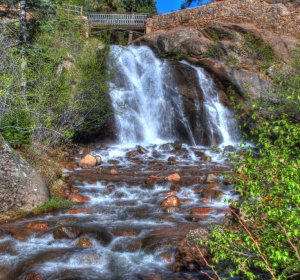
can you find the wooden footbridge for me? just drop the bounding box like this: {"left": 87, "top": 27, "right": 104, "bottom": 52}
{"left": 61, "top": 4, "right": 149, "bottom": 40}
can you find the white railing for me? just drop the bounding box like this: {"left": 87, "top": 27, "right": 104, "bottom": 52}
{"left": 60, "top": 4, "right": 83, "bottom": 17}
{"left": 87, "top": 13, "right": 148, "bottom": 27}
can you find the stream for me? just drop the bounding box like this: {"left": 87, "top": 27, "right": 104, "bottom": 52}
{"left": 0, "top": 46, "right": 241, "bottom": 280}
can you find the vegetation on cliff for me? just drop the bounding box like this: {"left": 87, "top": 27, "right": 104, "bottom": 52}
{"left": 200, "top": 47, "right": 300, "bottom": 280}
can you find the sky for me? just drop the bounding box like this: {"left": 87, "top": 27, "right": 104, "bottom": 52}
{"left": 156, "top": 0, "right": 213, "bottom": 14}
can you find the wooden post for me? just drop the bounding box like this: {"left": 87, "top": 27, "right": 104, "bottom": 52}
{"left": 128, "top": 30, "right": 133, "bottom": 44}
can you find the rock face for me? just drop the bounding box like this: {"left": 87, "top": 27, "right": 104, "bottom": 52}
{"left": 136, "top": 23, "right": 297, "bottom": 100}
{"left": 137, "top": 0, "right": 299, "bottom": 111}
{"left": 0, "top": 136, "right": 49, "bottom": 212}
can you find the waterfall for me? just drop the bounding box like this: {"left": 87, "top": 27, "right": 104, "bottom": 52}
{"left": 109, "top": 45, "right": 240, "bottom": 146}
{"left": 181, "top": 61, "right": 241, "bottom": 146}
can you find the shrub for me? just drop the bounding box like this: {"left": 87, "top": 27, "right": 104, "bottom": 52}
{"left": 204, "top": 47, "right": 300, "bottom": 280}
{"left": 203, "top": 44, "right": 222, "bottom": 58}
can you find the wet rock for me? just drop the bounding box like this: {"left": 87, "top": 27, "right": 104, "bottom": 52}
{"left": 163, "top": 206, "right": 180, "bottom": 214}
{"left": 94, "top": 230, "right": 113, "bottom": 245}
{"left": 173, "top": 140, "right": 182, "bottom": 150}
{"left": 108, "top": 159, "right": 120, "bottom": 165}
{"left": 106, "top": 184, "right": 116, "bottom": 192}
{"left": 168, "top": 156, "right": 177, "bottom": 165}
{"left": 67, "top": 208, "right": 92, "bottom": 215}
{"left": 224, "top": 145, "right": 236, "bottom": 152}
{"left": 191, "top": 207, "right": 212, "bottom": 215}
{"left": 152, "top": 150, "right": 162, "bottom": 158}
{"left": 53, "top": 226, "right": 81, "bottom": 239}
{"left": 166, "top": 173, "right": 181, "bottom": 182}
{"left": 174, "top": 227, "right": 210, "bottom": 272}
{"left": 136, "top": 145, "right": 148, "bottom": 154}
{"left": 25, "top": 272, "right": 43, "bottom": 280}
{"left": 110, "top": 168, "right": 118, "bottom": 175}
{"left": 26, "top": 222, "right": 49, "bottom": 231}
{"left": 95, "top": 155, "right": 102, "bottom": 165}
{"left": 0, "top": 240, "right": 17, "bottom": 255}
{"left": 114, "top": 191, "right": 125, "bottom": 198}
{"left": 205, "top": 174, "right": 218, "bottom": 183}
{"left": 63, "top": 162, "right": 78, "bottom": 170}
{"left": 79, "top": 154, "right": 97, "bottom": 168}
{"left": 159, "top": 143, "right": 172, "bottom": 151}
{"left": 69, "top": 194, "right": 91, "bottom": 203}
{"left": 112, "top": 228, "right": 138, "bottom": 237}
{"left": 200, "top": 183, "right": 223, "bottom": 200}
{"left": 161, "top": 195, "right": 181, "bottom": 207}
{"left": 112, "top": 239, "right": 142, "bottom": 252}
{"left": 79, "top": 252, "right": 101, "bottom": 265}
{"left": 126, "top": 151, "right": 140, "bottom": 158}
{"left": 56, "top": 217, "right": 78, "bottom": 226}
{"left": 170, "top": 184, "right": 181, "bottom": 192}
{"left": 182, "top": 198, "right": 192, "bottom": 204}
{"left": 76, "top": 237, "right": 93, "bottom": 248}
{"left": 200, "top": 198, "right": 212, "bottom": 203}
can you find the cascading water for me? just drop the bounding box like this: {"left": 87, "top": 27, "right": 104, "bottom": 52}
{"left": 180, "top": 61, "right": 241, "bottom": 146}
{"left": 109, "top": 45, "right": 196, "bottom": 145}
{"left": 0, "top": 45, "right": 242, "bottom": 280}
{"left": 109, "top": 45, "right": 240, "bottom": 146}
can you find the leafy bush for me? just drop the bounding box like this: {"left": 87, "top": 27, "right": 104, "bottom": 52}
{"left": 243, "top": 33, "right": 275, "bottom": 69}
{"left": 204, "top": 47, "right": 300, "bottom": 279}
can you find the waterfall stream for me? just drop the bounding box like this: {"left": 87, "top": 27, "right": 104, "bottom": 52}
{"left": 0, "top": 45, "right": 241, "bottom": 280}
{"left": 109, "top": 45, "right": 240, "bottom": 146}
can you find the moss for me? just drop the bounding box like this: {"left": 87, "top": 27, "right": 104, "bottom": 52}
{"left": 243, "top": 33, "right": 275, "bottom": 69}
{"left": 0, "top": 199, "right": 75, "bottom": 223}
{"left": 226, "top": 55, "right": 240, "bottom": 66}
{"left": 203, "top": 44, "right": 223, "bottom": 59}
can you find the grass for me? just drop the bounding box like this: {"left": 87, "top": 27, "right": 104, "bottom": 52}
{"left": 243, "top": 33, "right": 275, "bottom": 69}
{"left": 203, "top": 44, "right": 222, "bottom": 59}
{"left": 0, "top": 199, "right": 75, "bottom": 223}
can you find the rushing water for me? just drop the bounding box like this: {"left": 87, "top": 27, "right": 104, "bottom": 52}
{"left": 0, "top": 45, "right": 241, "bottom": 280}
{"left": 109, "top": 45, "right": 240, "bottom": 146}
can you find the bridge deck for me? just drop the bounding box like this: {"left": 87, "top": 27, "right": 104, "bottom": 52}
{"left": 87, "top": 13, "right": 148, "bottom": 29}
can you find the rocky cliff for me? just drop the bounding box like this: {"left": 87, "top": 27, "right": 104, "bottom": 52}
{"left": 138, "top": 0, "right": 299, "bottom": 102}
{"left": 0, "top": 136, "right": 49, "bottom": 212}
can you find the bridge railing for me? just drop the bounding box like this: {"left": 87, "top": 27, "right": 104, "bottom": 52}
{"left": 60, "top": 4, "right": 83, "bottom": 18}
{"left": 87, "top": 13, "right": 148, "bottom": 27}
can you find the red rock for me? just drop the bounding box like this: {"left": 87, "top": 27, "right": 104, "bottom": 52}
{"left": 166, "top": 173, "right": 181, "bottom": 182}
{"left": 206, "top": 174, "right": 218, "bottom": 183}
{"left": 162, "top": 191, "right": 177, "bottom": 197}
{"left": 191, "top": 207, "right": 212, "bottom": 215}
{"left": 76, "top": 237, "right": 93, "bottom": 248}
{"left": 112, "top": 229, "right": 138, "bottom": 237}
{"left": 69, "top": 194, "right": 90, "bottom": 203}
{"left": 201, "top": 198, "right": 212, "bottom": 203}
{"left": 79, "top": 154, "right": 97, "bottom": 168}
{"left": 67, "top": 208, "right": 92, "bottom": 214}
{"left": 161, "top": 195, "right": 181, "bottom": 207}
{"left": 182, "top": 198, "right": 192, "bottom": 203}
{"left": 26, "top": 222, "right": 49, "bottom": 231}
{"left": 64, "top": 162, "right": 77, "bottom": 170}
{"left": 53, "top": 226, "right": 80, "bottom": 239}
{"left": 110, "top": 168, "right": 118, "bottom": 175}
{"left": 25, "top": 272, "right": 43, "bottom": 280}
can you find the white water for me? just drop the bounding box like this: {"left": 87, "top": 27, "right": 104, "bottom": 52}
{"left": 182, "top": 61, "right": 241, "bottom": 146}
{"left": 109, "top": 45, "right": 240, "bottom": 146}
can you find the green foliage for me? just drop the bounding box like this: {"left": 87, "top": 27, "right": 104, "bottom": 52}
{"left": 31, "top": 199, "right": 75, "bottom": 215}
{"left": 203, "top": 44, "right": 222, "bottom": 59}
{"left": 226, "top": 55, "right": 240, "bottom": 66}
{"left": 243, "top": 33, "right": 275, "bottom": 70}
{"left": 206, "top": 47, "right": 300, "bottom": 279}
{"left": 0, "top": 110, "right": 32, "bottom": 148}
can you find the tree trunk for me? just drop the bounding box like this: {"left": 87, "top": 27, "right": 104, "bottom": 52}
{"left": 19, "top": 0, "right": 27, "bottom": 44}
{"left": 19, "top": 0, "right": 27, "bottom": 95}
